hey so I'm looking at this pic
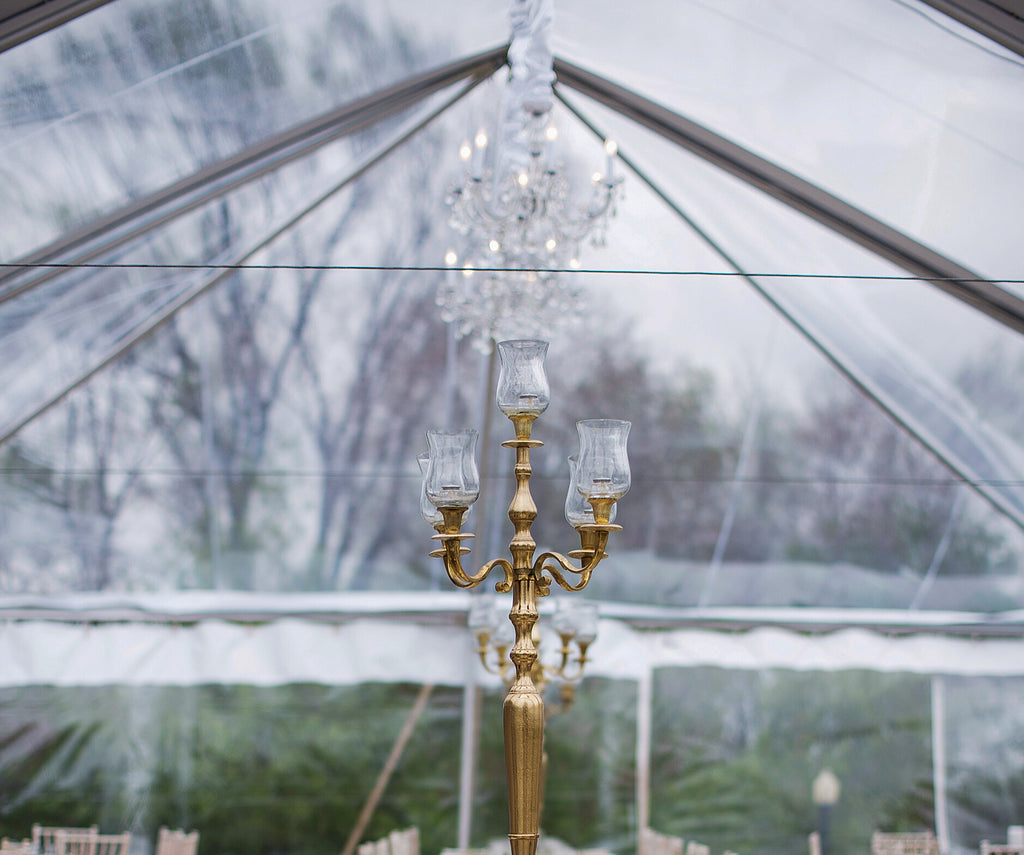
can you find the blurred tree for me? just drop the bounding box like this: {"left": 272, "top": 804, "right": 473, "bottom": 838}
{"left": 785, "top": 377, "right": 1014, "bottom": 577}
{"left": 0, "top": 362, "right": 146, "bottom": 591}
{"left": 536, "top": 327, "right": 726, "bottom": 562}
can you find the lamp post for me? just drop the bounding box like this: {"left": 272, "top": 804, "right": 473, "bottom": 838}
{"left": 813, "top": 768, "right": 841, "bottom": 855}
{"left": 421, "top": 338, "right": 630, "bottom": 855}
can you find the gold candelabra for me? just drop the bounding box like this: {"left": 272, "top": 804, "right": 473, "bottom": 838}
{"left": 421, "top": 339, "right": 630, "bottom": 855}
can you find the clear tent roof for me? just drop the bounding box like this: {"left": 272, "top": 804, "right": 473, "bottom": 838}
{"left": 1, "top": 0, "right": 1024, "bottom": 619}
{"left": 5, "top": 5, "right": 1024, "bottom": 855}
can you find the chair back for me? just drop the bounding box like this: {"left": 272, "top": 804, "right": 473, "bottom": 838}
{"left": 33, "top": 828, "right": 99, "bottom": 855}
{"left": 358, "top": 829, "right": 418, "bottom": 855}
{"left": 53, "top": 831, "right": 99, "bottom": 855}
{"left": 1, "top": 840, "right": 32, "bottom": 855}
{"left": 155, "top": 829, "right": 199, "bottom": 855}
{"left": 871, "top": 832, "right": 939, "bottom": 855}
{"left": 93, "top": 834, "right": 131, "bottom": 855}
{"left": 981, "top": 842, "right": 1024, "bottom": 855}
{"left": 387, "top": 828, "right": 419, "bottom": 855}
{"left": 639, "top": 829, "right": 683, "bottom": 855}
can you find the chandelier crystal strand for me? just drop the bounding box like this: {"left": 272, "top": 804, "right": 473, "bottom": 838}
{"left": 439, "top": 0, "right": 622, "bottom": 349}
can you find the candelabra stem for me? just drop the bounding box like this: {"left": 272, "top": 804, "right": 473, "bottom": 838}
{"left": 504, "top": 419, "right": 543, "bottom": 855}
{"left": 505, "top": 574, "right": 543, "bottom": 855}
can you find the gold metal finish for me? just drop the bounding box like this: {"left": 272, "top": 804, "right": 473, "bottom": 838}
{"left": 428, "top": 412, "right": 623, "bottom": 855}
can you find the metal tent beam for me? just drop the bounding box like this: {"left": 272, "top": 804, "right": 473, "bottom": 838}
{"left": 0, "top": 44, "right": 509, "bottom": 305}
{"left": 0, "top": 0, "right": 115, "bottom": 54}
{"left": 553, "top": 55, "right": 1024, "bottom": 336}
{"left": 920, "top": 0, "right": 1024, "bottom": 59}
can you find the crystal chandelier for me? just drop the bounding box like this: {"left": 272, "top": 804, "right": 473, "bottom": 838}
{"left": 438, "top": 0, "right": 622, "bottom": 347}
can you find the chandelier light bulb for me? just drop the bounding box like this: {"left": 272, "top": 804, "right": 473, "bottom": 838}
{"left": 591, "top": 171, "right": 603, "bottom": 184}
{"left": 462, "top": 263, "right": 475, "bottom": 278}
{"left": 545, "top": 238, "right": 557, "bottom": 252}
{"left": 517, "top": 172, "right": 529, "bottom": 187}
{"left": 445, "top": 249, "right": 458, "bottom": 266}
{"left": 459, "top": 143, "right": 472, "bottom": 162}
{"left": 489, "top": 239, "right": 501, "bottom": 253}
{"left": 569, "top": 257, "right": 581, "bottom": 269}
{"left": 475, "top": 130, "right": 488, "bottom": 149}
{"left": 545, "top": 125, "right": 558, "bottom": 141}
{"left": 603, "top": 139, "right": 618, "bottom": 183}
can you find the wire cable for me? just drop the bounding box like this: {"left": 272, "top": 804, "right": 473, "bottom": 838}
{"left": 0, "top": 261, "right": 1021, "bottom": 284}
{"left": 1, "top": 466, "right": 1022, "bottom": 488}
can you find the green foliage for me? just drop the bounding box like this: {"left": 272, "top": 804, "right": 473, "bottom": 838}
{"left": 0, "top": 684, "right": 464, "bottom": 855}
{"left": 649, "top": 669, "right": 935, "bottom": 855}
{"left": 2, "top": 675, "right": 1023, "bottom": 855}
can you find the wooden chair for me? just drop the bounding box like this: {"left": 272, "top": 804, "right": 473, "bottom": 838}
{"left": 33, "top": 828, "right": 98, "bottom": 855}
{"left": 871, "top": 832, "right": 939, "bottom": 855}
{"left": 155, "top": 829, "right": 199, "bottom": 855}
{"left": 638, "top": 829, "right": 683, "bottom": 855}
{"left": 1, "top": 840, "right": 32, "bottom": 855}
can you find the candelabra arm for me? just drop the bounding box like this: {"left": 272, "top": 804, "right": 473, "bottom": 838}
{"left": 438, "top": 545, "right": 515, "bottom": 590}
{"left": 533, "top": 528, "right": 611, "bottom": 592}
{"left": 552, "top": 638, "right": 590, "bottom": 683}
{"left": 431, "top": 507, "right": 514, "bottom": 591}
{"left": 475, "top": 636, "right": 514, "bottom": 682}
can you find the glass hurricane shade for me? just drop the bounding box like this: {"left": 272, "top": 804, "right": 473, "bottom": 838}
{"left": 576, "top": 419, "right": 631, "bottom": 499}
{"left": 496, "top": 339, "right": 550, "bottom": 417}
{"left": 469, "top": 597, "right": 514, "bottom": 646}
{"left": 565, "top": 455, "right": 617, "bottom": 527}
{"left": 551, "top": 600, "right": 599, "bottom": 644}
{"left": 424, "top": 429, "right": 480, "bottom": 509}
{"left": 417, "top": 452, "right": 444, "bottom": 525}
{"left": 468, "top": 596, "right": 497, "bottom": 636}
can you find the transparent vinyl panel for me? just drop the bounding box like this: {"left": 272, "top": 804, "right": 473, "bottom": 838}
{"left": 0, "top": 79, "right": 474, "bottom": 448}
{"left": 554, "top": 0, "right": 1024, "bottom": 279}
{"left": 0, "top": 95, "right": 487, "bottom": 593}
{"left": 0, "top": 683, "right": 472, "bottom": 854}
{"left": 560, "top": 89, "right": 1024, "bottom": 547}
{"left": 650, "top": 668, "right": 1024, "bottom": 855}
{"left": 0, "top": 0, "right": 506, "bottom": 260}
